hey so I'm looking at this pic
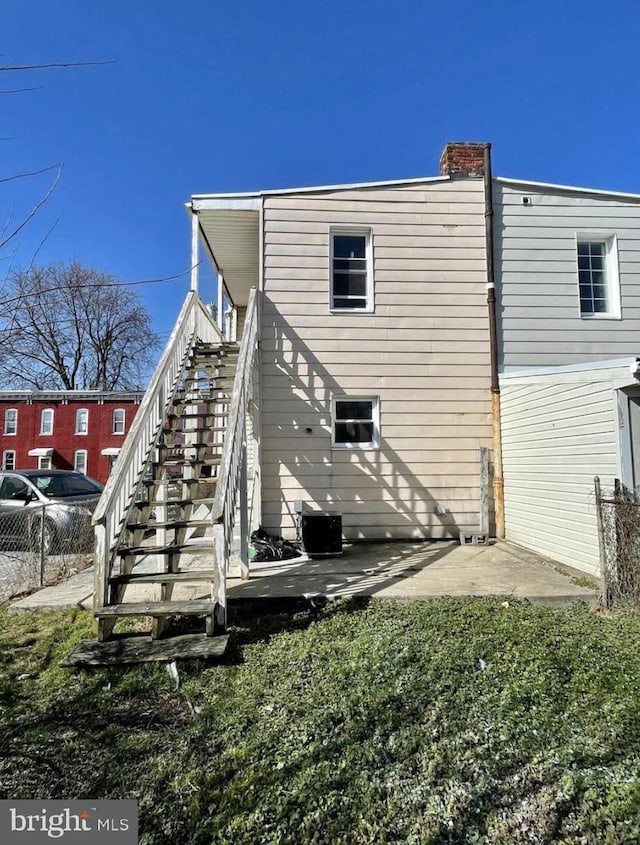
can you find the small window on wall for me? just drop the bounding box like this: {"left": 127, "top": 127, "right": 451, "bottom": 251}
{"left": 2, "top": 451, "right": 15, "bottom": 470}
{"left": 40, "top": 408, "right": 54, "bottom": 435}
{"left": 75, "top": 408, "right": 88, "bottom": 434}
{"left": 577, "top": 236, "right": 620, "bottom": 318}
{"left": 38, "top": 456, "right": 51, "bottom": 470}
{"left": 112, "top": 408, "right": 125, "bottom": 434}
{"left": 74, "top": 450, "right": 87, "bottom": 474}
{"left": 330, "top": 229, "right": 373, "bottom": 312}
{"left": 4, "top": 409, "right": 17, "bottom": 435}
{"left": 332, "top": 396, "right": 380, "bottom": 449}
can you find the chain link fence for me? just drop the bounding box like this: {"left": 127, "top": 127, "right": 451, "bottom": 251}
{"left": 0, "top": 501, "right": 95, "bottom": 600}
{"left": 595, "top": 477, "right": 640, "bottom": 608}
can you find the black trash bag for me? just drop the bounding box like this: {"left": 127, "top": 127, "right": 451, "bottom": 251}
{"left": 249, "top": 528, "right": 301, "bottom": 562}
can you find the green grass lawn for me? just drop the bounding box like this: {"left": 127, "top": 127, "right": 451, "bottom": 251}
{"left": 1, "top": 597, "right": 640, "bottom": 844}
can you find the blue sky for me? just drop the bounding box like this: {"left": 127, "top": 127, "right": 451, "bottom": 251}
{"left": 3, "top": 0, "right": 639, "bottom": 341}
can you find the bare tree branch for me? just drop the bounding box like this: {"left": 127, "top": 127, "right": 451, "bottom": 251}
{"left": 0, "top": 60, "right": 115, "bottom": 71}
{"left": 0, "top": 164, "right": 61, "bottom": 185}
{"left": 0, "top": 166, "right": 62, "bottom": 250}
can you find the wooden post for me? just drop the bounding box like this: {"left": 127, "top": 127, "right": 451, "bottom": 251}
{"left": 479, "top": 446, "right": 489, "bottom": 537}
{"left": 212, "top": 521, "right": 227, "bottom": 631}
{"left": 217, "top": 272, "right": 224, "bottom": 335}
{"left": 190, "top": 211, "right": 199, "bottom": 293}
{"left": 239, "top": 442, "right": 249, "bottom": 580}
{"left": 594, "top": 476, "right": 610, "bottom": 608}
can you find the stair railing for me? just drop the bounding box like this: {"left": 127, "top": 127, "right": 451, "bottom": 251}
{"left": 93, "top": 291, "right": 223, "bottom": 614}
{"left": 211, "top": 287, "right": 259, "bottom": 628}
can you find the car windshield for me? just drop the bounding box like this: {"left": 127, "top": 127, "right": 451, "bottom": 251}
{"left": 32, "top": 474, "right": 103, "bottom": 498}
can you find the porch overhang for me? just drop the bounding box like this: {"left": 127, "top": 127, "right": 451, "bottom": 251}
{"left": 189, "top": 196, "right": 261, "bottom": 307}
{"left": 28, "top": 448, "right": 54, "bottom": 457}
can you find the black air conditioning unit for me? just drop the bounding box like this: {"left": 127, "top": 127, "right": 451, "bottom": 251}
{"left": 301, "top": 511, "right": 342, "bottom": 558}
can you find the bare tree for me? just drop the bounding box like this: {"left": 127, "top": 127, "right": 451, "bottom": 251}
{"left": 0, "top": 262, "right": 160, "bottom": 390}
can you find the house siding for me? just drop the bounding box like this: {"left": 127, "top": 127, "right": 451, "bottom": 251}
{"left": 500, "top": 366, "right": 631, "bottom": 575}
{"left": 495, "top": 182, "right": 640, "bottom": 369}
{"left": 261, "top": 179, "right": 492, "bottom": 540}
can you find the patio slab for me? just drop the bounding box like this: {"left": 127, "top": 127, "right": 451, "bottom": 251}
{"left": 7, "top": 539, "right": 597, "bottom": 613}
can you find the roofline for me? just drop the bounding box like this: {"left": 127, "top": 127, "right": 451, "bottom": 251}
{"left": 495, "top": 176, "right": 640, "bottom": 203}
{"left": 499, "top": 357, "right": 640, "bottom": 379}
{"left": 189, "top": 173, "right": 453, "bottom": 206}
{"left": 0, "top": 390, "right": 145, "bottom": 401}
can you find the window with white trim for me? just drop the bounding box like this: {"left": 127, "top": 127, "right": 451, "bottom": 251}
{"left": 577, "top": 236, "right": 620, "bottom": 318}
{"left": 330, "top": 229, "right": 373, "bottom": 312}
{"left": 40, "top": 408, "right": 54, "bottom": 435}
{"left": 112, "top": 408, "right": 125, "bottom": 434}
{"left": 4, "top": 408, "right": 17, "bottom": 435}
{"left": 74, "top": 450, "right": 87, "bottom": 474}
{"left": 75, "top": 408, "right": 88, "bottom": 434}
{"left": 332, "top": 396, "right": 380, "bottom": 449}
{"left": 38, "top": 456, "right": 51, "bottom": 470}
{"left": 2, "top": 450, "right": 15, "bottom": 470}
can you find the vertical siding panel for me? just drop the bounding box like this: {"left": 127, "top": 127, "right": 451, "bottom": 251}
{"left": 500, "top": 368, "right": 625, "bottom": 574}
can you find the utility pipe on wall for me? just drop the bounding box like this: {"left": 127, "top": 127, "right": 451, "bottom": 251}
{"left": 483, "top": 143, "right": 505, "bottom": 538}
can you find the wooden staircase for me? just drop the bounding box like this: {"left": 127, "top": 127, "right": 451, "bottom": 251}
{"left": 64, "top": 290, "right": 259, "bottom": 667}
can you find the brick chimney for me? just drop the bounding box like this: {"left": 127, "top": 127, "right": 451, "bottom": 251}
{"left": 439, "top": 142, "right": 489, "bottom": 177}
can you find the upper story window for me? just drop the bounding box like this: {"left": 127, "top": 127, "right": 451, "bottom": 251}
{"left": 40, "top": 408, "right": 54, "bottom": 435}
{"left": 75, "top": 408, "right": 89, "bottom": 435}
{"left": 112, "top": 408, "right": 125, "bottom": 435}
{"left": 2, "top": 450, "right": 15, "bottom": 471}
{"left": 3, "top": 409, "right": 17, "bottom": 436}
{"left": 330, "top": 229, "right": 373, "bottom": 312}
{"left": 577, "top": 236, "right": 620, "bottom": 319}
{"left": 331, "top": 396, "right": 380, "bottom": 450}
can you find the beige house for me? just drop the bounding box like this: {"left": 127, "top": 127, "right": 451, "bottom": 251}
{"left": 191, "top": 143, "right": 495, "bottom": 542}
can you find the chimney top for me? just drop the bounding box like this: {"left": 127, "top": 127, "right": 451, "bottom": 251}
{"left": 440, "top": 142, "right": 490, "bottom": 177}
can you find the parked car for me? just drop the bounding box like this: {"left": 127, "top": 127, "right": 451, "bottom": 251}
{"left": 0, "top": 470, "right": 104, "bottom": 554}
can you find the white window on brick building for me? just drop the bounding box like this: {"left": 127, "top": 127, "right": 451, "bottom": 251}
{"left": 2, "top": 450, "right": 15, "bottom": 470}
{"left": 40, "top": 408, "right": 54, "bottom": 435}
{"left": 74, "top": 450, "right": 87, "bottom": 474}
{"left": 75, "top": 408, "right": 89, "bottom": 434}
{"left": 112, "top": 408, "right": 125, "bottom": 434}
{"left": 4, "top": 408, "right": 17, "bottom": 436}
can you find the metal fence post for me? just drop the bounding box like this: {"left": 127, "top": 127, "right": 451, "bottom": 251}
{"left": 39, "top": 505, "right": 46, "bottom": 587}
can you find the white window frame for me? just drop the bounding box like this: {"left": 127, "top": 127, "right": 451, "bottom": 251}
{"left": 576, "top": 233, "right": 621, "bottom": 319}
{"left": 329, "top": 227, "right": 374, "bottom": 313}
{"left": 3, "top": 408, "right": 17, "bottom": 436}
{"left": 2, "top": 450, "right": 15, "bottom": 470}
{"left": 112, "top": 408, "right": 126, "bottom": 434}
{"left": 331, "top": 395, "right": 380, "bottom": 450}
{"left": 75, "top": 408, "right": 89, "bottom": 435}
{"left": 38, "top": 456, "right": 51, "bottom": 470}
{"left": 74, "top": 449, "right": 88, "bottom": 474}
{"left": 40, "top": 408, "right": 54, "bottom": 435}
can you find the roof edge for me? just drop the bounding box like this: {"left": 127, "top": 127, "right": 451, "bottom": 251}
{"left": 190, "top": 173, "right": 453, "bottom": 204}
{"left": 495, "top": 176, "right": 640, "bottom": 203}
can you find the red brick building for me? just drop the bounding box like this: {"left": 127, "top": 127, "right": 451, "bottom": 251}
{"left": 0, "top": 391, "right": 144, "bottom": 483}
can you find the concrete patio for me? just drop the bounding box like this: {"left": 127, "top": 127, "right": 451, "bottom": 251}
{"left": 7, "top": 539, "right": 597, "bottom": 613}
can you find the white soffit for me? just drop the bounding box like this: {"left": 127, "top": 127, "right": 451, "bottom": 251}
{"left": 197, "top": 208, "right": 260, "bottom": 306}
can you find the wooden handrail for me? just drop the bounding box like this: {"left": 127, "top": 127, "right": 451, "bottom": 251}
{"left": 93, "top": 291, "right": 223, "bottom": 610}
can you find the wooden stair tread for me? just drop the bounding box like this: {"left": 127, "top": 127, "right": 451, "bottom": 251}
{"left": 126, "top": 519, "right": 211, "bottom": 530}
{"left": 110, "top": 569, "right": 218, "bottom": 584}
{"left": 62, "top": 633, "right": 229, "bottom": 666}
{"left": 117, "top": 542, "right": 213, "bottom": 556}
{"left": 95, "top": 599, "right": 216, "bottom": 617}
